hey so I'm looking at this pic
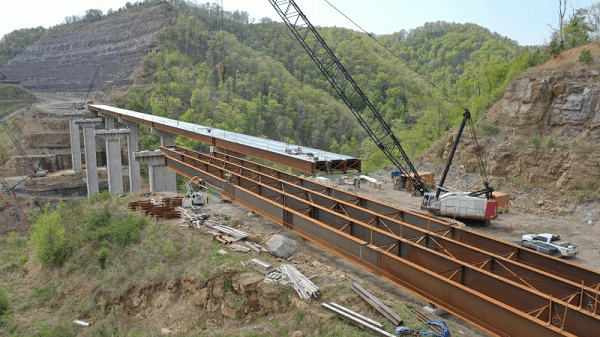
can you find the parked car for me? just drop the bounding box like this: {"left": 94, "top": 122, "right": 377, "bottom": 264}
{"left": 520, "top": 233, "right": 579, "bottom": 258}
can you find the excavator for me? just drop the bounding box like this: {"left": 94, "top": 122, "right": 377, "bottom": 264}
{"left": 267, "top": 0, "right": 497, "bottom": 224}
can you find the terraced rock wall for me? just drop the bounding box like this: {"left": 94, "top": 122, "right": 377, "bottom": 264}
{"left": 0, "top": 4, "right": 168, "bottom": 92}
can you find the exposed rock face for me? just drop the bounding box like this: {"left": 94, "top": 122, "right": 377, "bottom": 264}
{"left": 427, "top": 45, "right": 600, "bottom": 192}
{"left": 0, "top": 4, "right": 168, "bottom": 93}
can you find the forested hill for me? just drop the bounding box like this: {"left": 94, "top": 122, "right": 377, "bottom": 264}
{"left": 1, "top": 1, "right": 545, "bottom": 171}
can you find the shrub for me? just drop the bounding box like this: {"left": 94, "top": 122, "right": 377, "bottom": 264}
{"left": 546, "top": 136, "right": 556, "bottom": 148}
{"left": 28, "top": 210, "right": 69, "bottom": 267}
{"left": 529, "top": 134, "right": 540, "bottom": 149}
{"left": 480, "top": 119, "right": 499, "bottom": 135}
{"left": 579, "top": 49, "right": 593, "bottom": 65}
{"left": 0, "top": 289, "right": 11, "bottom": 327}
{"left": 160, "top": 239, "right": 181, "bottom": 261}
{"left": 96, "top": 245, "right": 109, "bottom": 270}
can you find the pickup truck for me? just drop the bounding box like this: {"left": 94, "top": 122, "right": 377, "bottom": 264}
{"left": 520, "top": 233, "right": 579, "bottom": 258}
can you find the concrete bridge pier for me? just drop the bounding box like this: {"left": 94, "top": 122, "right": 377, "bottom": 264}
{"left": 151, "top": 128, "right": 176, "bottom": 192}
{"left": 63, "top": 112, "right": 85, "bottom": 171}
{"left": 119, "top": 119, "right": 141, "bottom": 193}
{"left": 75, "top": 118, "right": 104, "bottom": 197}
{"left": 134, "top": 150, "right": 174, "bottom": 192}
{"left": 95, "top": 129, "right": 129, "bottom": 195}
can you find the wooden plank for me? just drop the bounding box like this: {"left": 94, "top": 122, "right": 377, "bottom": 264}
{"left": 329, "top": 302, "right": 384, "bottom": 329}
{"left": 352, "top": 282, "right": 403, "bottom": 326}
{"left": 322, "top": 303, "right": 395, "bottom": 337}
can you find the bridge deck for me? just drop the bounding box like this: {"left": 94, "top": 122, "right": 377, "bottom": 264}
{"left": 89, "top": 104, "right": 360, "bottom": 174}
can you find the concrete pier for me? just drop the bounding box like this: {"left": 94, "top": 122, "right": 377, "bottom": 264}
{"left": 150, "top": 128, "right": 176, "bottom": 192}
{"left": 119, "top": 119, "right": 141, "bottom": 193}
{"left": 134, "top": 150, "right": 174, "bottom": 192}
{"left": 95, "top": 129, "right": 129, "bottom": 195}
{"left": 75, "top": 118, "right": 103, "bottom": 197}
{"left": 63, "top": 112, "right": 84, "bottom": 171}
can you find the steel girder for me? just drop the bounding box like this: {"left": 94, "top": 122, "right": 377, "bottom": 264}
{"left": 161, "top": 145, "right": 600, "bottom": 337}
{"left": 88, "top": 105, "right": 360, "bottom": 174}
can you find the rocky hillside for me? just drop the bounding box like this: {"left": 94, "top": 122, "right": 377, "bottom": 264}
{"left": 0, "top": 4, "right": 168, "bottom": 93}
{"left": 427, "top": 44, "right": 600, "bottom": 194}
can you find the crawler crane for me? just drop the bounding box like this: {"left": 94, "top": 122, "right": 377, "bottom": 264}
{"left": 268, "top": 0, "right": 497, "bottom": 223}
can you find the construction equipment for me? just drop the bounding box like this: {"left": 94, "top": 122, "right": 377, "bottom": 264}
{"left": 183, "top": 176, "right": 205, "bottom": 207}
{"left": 268, "top": 0, "right": 496, "bottom": 224}
{"left": 420, "top": 110, "right": 497, "bottom": 224}
{"left": 268, "top": 0, "right": 427, "bottom": 195}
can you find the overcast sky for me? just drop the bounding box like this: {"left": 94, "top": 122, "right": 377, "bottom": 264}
{"left": 1, "top": 0, "right": 599, "bottom": 46}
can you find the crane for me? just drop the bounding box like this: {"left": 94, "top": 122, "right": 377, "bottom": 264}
{"left": 268, "top": 0, "right": 497, "bottom": 224}
{"left": 267, "top": 0, "right": 428, "bottom": 195}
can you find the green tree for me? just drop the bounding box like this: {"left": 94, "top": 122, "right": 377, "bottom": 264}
{"left": 28, "top": 209, "right": 68, "bottom": 267}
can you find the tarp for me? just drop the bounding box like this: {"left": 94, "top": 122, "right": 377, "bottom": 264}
{"left": 394, "top": 319, "right": 450, "bottom": 337}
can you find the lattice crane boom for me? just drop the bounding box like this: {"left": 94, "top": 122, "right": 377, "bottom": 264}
{"left": 268, "top": 0, "right": 427, "bottom": 195}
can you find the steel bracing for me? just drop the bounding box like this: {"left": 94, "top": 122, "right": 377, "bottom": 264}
{"left": 162, "top": 145, "right": 600, "bottom": 337}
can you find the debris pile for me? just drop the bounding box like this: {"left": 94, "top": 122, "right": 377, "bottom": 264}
{"left": 247, "top": 258, "right": 319, "bottom": 302}
{"left": 280, "top": 264, "right": 319, "bottom": 302}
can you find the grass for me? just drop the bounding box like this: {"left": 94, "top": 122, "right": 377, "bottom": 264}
{"left": 1, "top": 192, "right": 472, "bottom": 336}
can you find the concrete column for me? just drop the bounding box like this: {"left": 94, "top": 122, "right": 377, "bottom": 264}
{"left": 150, "top": 128, "right": 176, "bottom": 191}
{"left": 151, "top": 127, "right": 175, "bottom": 147}
{"left": 63, "top": 112, "right": 84, "bottom": 171}
{"left": 75, "top": 118, "right": 104, "bottom": 197}
{"left": 119, "top": 119, "right": 141, "bottom": 193}
{"left": 95, "top": 129, "right": 129, "bottom": 195}
{"left": 134, "top": 150, "right": 174, "bottom": 192}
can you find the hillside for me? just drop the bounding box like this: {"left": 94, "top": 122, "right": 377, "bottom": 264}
{"left": 422, "top": 43, "right": 600, "bottom": 216}
{"left": 0, "top": 4, "right": 168, "bottom": 93}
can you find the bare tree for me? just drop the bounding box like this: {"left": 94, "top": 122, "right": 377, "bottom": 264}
{"left": 549, "top": 0, "right": 568, "bottom": 48}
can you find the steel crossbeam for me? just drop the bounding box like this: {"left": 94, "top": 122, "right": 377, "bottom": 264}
{"left": 162, "top": 145, "right": 600, "bottom": 337}
{"left": 168, "top": 146, "right": 600, "bottom": 308}
{"left": 186, "top": 147, "right": 600, "bottom": 289}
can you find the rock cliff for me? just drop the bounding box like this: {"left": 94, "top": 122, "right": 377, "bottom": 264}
{"left": 0, "top": 4, "right": 168, "bottom": 93}
{"left": 427, "top": 44, "right": 600, "bottom": 193}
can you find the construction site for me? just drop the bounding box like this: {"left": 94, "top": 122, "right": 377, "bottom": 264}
{"left": 2, "top": 1, "right": 600, "bottom": 337}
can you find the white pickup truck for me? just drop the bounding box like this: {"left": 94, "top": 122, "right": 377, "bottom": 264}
{"left": 521, "top": 233, "right": 579, "bottom": 258}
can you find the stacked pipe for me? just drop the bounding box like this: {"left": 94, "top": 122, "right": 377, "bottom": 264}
{"left": 280, "top": 264, "right": 319, "bottom": 302}
{"left": 211, "top": 224, "right": 249, "bottom": 240}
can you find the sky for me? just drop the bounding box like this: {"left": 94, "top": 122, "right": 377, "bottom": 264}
{"left": 1, "top": 0, "right": 600, "bottom": 46}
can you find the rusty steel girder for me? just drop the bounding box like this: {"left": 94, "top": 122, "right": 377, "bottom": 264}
{"left": 161, "top": 145, "right": 600, "bottom": 337}
{"left": 179, "top": 147, "right": 600, "bottom": 289}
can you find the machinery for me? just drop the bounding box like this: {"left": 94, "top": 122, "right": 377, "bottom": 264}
{"left": 183, "top": 176, "right": 206, "bottom": 207}
{"left": 420, "top": 110, "right": 497, "bottom": 224}
{"left": 268, "top": 0, "right": 496, "bottom": 224}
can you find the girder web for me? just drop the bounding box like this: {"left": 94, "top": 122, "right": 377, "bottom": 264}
{"left": 161, "top": 145, "right": 600, "bottom": 335}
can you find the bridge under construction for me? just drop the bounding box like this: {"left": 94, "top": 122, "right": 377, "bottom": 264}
{"left": 85, "top": 104, "right": 599, "bottom": 337}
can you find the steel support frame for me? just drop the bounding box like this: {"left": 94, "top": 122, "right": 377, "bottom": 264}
{"left": 167, "top": 146, "right": 600, "bottom": 313}
{"left": 162, "top": 146, "right": 599, "bottom": 337}
{"left": 185, "top": 147, "right": 600, "bottom": 289}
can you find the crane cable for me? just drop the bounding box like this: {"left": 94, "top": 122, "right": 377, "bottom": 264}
{"left": 323, "top": 0, "right": 466, "bottom": 112}
{"left": 323, "top": 0, "right": 489, "bottom": 185}
{"left": 217, "top": 0, "right": 226, "bottom": 81}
